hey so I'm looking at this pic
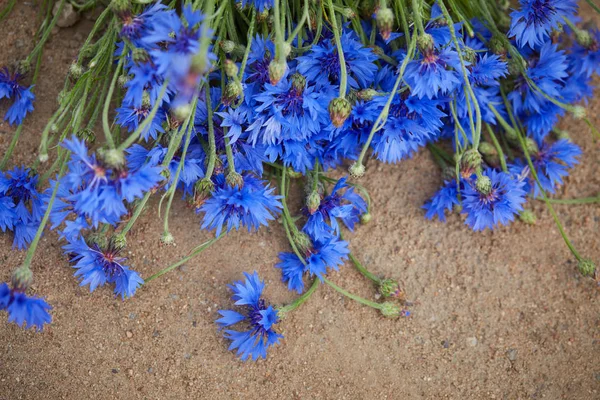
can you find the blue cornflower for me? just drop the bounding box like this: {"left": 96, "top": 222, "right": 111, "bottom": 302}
{"left": 462, "top": 169, "right": 527, "bottom": 231}
{"left": 423, "top": 180, "right": 460, "bottom": 222}
{"left": 469, "top": 53, "right": 508, "bottom": 86}
{"left": 244, "top": 35, "right": 276, "bottom": 88}
{"left": 509, "top": 42, "right": 568, "bottom": 114}
{"left": 522, "top": 138, "right": 581, "bottom": 197}
{"left": 217, "top": 107, "right": 247, "bottom": 144}
{"left": 117, "top": 2, "right": 168, "bottom": 46}
{"left": 123, "top": 60, "right": 170, "bottom": 108}
{"left": 63, "top": 237, "right": 144, "bottom": 299}
{"left": 276, "top": 233, "right": 349, "bottom": 293}
{"left": 127, "top": 141, "right": 205, "bottom": 195}
{"left": 199, "top": 174, "right": 282, "bottom": 237}
{"left": 0, "top": 68, "right": 35, "bottom": 125}
{"left": 0, "top": 196, "right": 16, "bottom": 232}
{"left": 249, "top": 77, "right": 332, "bottom": 145}
{"left": 0, "top": 167, "right": 45, "bottom": 249}
{"left": 303, "top": 177, "right": 367, "bottom": 242}
{"left": 0, "top": 282, "right": 52, "bottom": 331}
{"left": 369, "top": 91, "right": 446, "bottom": 163}
{"left": 59, "top": 136, "right": 163, "bottom": 228}
{"left": 509, "top": 0, "right": 578, "bottom": 49}
{"left": 297, "top": 30, "right": 378, "bottom": 90}
{"left": 115, "top": 100, "right": 166, "bottom": 142}
{"left": 237, "top": 0, "right": 274, "bottom": 12}
{"left": 404, "top": 46, "right": 462, "bottom": 99}
{"left": 143, "top": 6, "right": 203, "bottom": 77}
{"left": 216, "top": 272, "right": 282, "bottom": 361}
{"left": 570, "top": 29, "right": 600, "bottom": 77}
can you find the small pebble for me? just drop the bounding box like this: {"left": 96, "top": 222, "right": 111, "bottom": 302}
{"left": 506, "top": 348, "right": 518, "bottom": 361}
{"left": 126, "top": 331, "right": 133, "bottom": 339}
{"left": 466, "top": 337, "right": 478, "bottom": 347}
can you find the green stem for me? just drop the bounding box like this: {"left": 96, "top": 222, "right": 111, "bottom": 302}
{"left": 204, "top": 85, "right": 217, "bottom": 178}
{"left": 326, "top": 0, "right": 348, "bottom": 97}
{"left": 544, "top": 196, "right": 600, "bottom": 205}
{"left": 25, "top": 0, "right": 65, "bottom": 65}
{"left": 21, "top": 153, "right": 69, "bottom": 270}
{"left": 0, "top": 0, "right": 16, "bottom": 22}
{"left": 323, "top": 277, "right": 383, "bottom": 310}
{"left": 120, "top": 192, "right": 152, "bottom": 237}
{"left": 585, "top": 0, "right": 600, "bottom": 13}
{"left": 355, "top": 33, "right": 416, "bottom": 168}
{"left": 411, "top": 0, "right": 426, "bottom": 36}
{"left": 238, "top": 8, "right": 257, "bottom": 81}
{"left": 101, "top": 57, "right": 124, "bottom": 149}
{"left": 277, "top": 278, "right": 320, "bottom": 314}
{"left": 280, "top": 168, "right": 308, "bottom": 266}
{"left": 491, "top": 103, "right": 583, "bottom": 262}
{"left": 349, "top": 253, "right": 381, "bottom": 284}
{"left": 485, "top": 124, "right": 507, "bottom": 172}
{"left": 117, "top": 79, "right": 169, "bottom": 152}
{"left": 144, "top": 233, "right": 225, "bottom": 283}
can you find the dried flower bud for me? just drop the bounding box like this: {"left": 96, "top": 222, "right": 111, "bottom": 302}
{"left": 268, "top": 60, "right": 287, "bottom": 85}
{"left": 11, "top": 267, "right": 33, "bottom": 292}
{"left": 349, "top": 162, "right": 365, "bottom": 178}
{"left": 376, "top": 7, "right": 395, "bottom": 41}
{"left": 328, "top": 97, "right": 352, "bottom": 128}
{"left": 306, "top": 190, "right": 321, "bottom": 215}
{"left": 224, "top": 59, "right": 239, "bottom": 78}
{"left": 475, "top": 175, "right": 492, "bottom": 195}
{"left": 519, "top": 210, "right": 536, "bottom": 225}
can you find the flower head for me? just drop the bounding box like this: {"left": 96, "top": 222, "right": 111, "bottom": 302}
{"left": 0, "top": 282, "right": 51, "bottom": 331}
{"left": 199, "top": 174, "right": 282, "bottom": 236}
{"left": 216, "top": 272, "right": 283, "bottom": 361}
{"left": 509, "top": 0, "right": 578, "bottom": 49}
{"left": 461, "top": 169, "right": 527, "bottom": 231}
{"left": 63, "top": 237, "right": 144, "bottom": 299}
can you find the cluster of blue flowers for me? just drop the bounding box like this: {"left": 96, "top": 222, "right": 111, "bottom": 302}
{"left": 1, "top": 0, "right": 598, "bottom": 360}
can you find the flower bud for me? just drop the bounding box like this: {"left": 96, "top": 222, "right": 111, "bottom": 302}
{"left": 417, "top": 33, "right": 435, "bottom": 55}
{"left": 575, "top": 29, "right": 592, "bottom": 47}
{"left": 223, "top": 81, "right": 243, "bottom": 106}
{"left": 291, "top": 72, "right": 306, "bottom": 93}
{"left": 478, "top": 142, "right": 497, "bottom": 157}
{"left": 349, "top": 162, "right": 365, "bottom": 178}
{"left": 268, "top": 60, "right": 287, "bottom": 85}
{"left": 306, "top": 190, "right": 321, "bottom": 215}
{"left": 172, "top": 103, "right": 192, "bottom": 122}
{"left": 224, "top": 59, "right": 239, "bottom": 78}
{"left": 132, "top": 47, "right": 149, "bottom": 63}
{"left": 571, "top": 105, "right": 586, "bottom": 119}
{"left": 287, "top": 169, "right": 303, "bottom": 179}
{"left": 461, "top": 149, "right": 483, "bottom": 171}
{"left": 38, "top": 153, "right": 49, "bottom": 163}
{"left": 69, "top": 63, "right": 84, "bottom": 80}
{"left": 293, "top": 231, "right": 312, "bottom": 254}
{"left": 488, "top": 36, "right": 507, "bottom": 57}
{"left": 11, "top": 267, "right": 33, "bottom": 292}
{"left": 578, "top": 259, "right": 596, "bottom": 277}
{"left": 475, "top": 175, "right": 492, "bottom": 195}
{"left": 340, "top": 7, "right": 355, "bottom": 19}
{"left": 524, "top": 137, "right": 539, "bottom": 154}
{"left": 357, "top": 88, "right": 379, "bottom": 101}
{"left": 110, "top": 0, "right": 130, "bottom": 13}
{"left": 118, "top": 75, "right": 130, "bottom": 88}
{"left": 380, "top": 302, "right": 402, "bottom": 318}
{"left": 219, "top": 40, "right": 236, "bottom": 54}
{"left": 360, "top": 212, "right": 372, "bottom": 225}
{"left": 328, "top": 97, "right": 352, "bottom": 128}
{"left": 113, "top": 233, "right": 127, "bottom": 249}
{"left": 376, "top": 7, "right": 395, "bottom": 41}
{"left": 102, "top": 148, "right": 125, "bottom": 167}
{"left": 519, "top": 210, "right": 536, "bottom": 225}
{"left": 161, "top": 232, "right": 175, "bottom": 246}
{"left": 379, "top": 279, "right": 405, "bottom": 300}
{"left": 226, "top": 171, "right": 244, "bottom": 188}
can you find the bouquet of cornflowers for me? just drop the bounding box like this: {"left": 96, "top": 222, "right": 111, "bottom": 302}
{"left": 0, "top": 0, "right": 599, "bottom": 361}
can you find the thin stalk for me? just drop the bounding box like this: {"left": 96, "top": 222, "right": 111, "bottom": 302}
{"left": 237, "top": 8, "right": 257, "bottom": 81}
{"left": 144, "top": 233, "right": 225, "bottom": 283}
{"left": 25, "top": 0, "right": 65, "bottom": 65}
{"left": 485, "top": 124, "right": 507, "bottom": 172}
{"left": 277, "top": 278, "right": 320, "bottom": 314}
{"left": 101, "top": 57, "right": 124, "bottom": 149}
{"left": 326, "top": 0, "right": 348, "bottom": 97}
{"left": 117, "top": 80, "right": 169, "bottom": 152}
{"left": 204, "top": 85, "right": 217, "bottom": 178}
{"left": 544, "top": 196, "right": 600, "bottom": 205}
{"left": 323, "top": 277, "right": 383, "bottom": 310}
{"left": 21, "top": 154, "right": 69, "bottom": 270}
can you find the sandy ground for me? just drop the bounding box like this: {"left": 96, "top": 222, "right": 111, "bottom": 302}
{"left": 0, "top": 2, "right": 599, "bottom": 399}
